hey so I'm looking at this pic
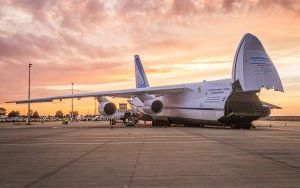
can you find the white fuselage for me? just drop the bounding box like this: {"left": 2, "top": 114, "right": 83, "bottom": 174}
{"left": 132, "top": 79, "right": 232, "bottom": 124}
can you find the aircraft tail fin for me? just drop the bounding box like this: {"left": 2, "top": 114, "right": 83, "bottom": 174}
{"left": 134, "top": 55, "right": 149, "bottom": 88}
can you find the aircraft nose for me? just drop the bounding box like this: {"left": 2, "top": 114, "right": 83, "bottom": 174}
{"left": 232, "top": 33, "right": 283, "bottom": 92}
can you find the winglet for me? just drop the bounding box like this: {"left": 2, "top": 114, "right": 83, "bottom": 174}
{"left": 134, "top": 55, "right": 149, "bottom": 88}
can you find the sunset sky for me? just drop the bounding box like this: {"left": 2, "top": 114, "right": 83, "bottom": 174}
{"left": 1, "top": 0, "right": 300, "bottom": 116}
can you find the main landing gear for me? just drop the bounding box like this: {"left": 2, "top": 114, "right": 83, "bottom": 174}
{"left": 230, "top": 122, "right": 252, "bottom": 129}
{"left": 109, "top": 119, "right": 116, "bottom": 125}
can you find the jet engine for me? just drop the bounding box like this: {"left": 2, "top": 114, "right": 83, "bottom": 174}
{"left": 98, "top": 101, "right": 116, "bottom": 116}
{"left": 97, "top": 97, "right": 117, "bottom": 116}
{"left": 142, "top": 99, "right": 163, "bottom": 114}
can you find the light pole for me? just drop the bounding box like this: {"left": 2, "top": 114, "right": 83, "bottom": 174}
{"left": 71, "top": 83, "right": 74, "bottom": 121}
{"left": 27, "top": 63, "right": 32, "bottom": 125}
{"left": 94, "top": 98, "right": 97, "bottom": 116}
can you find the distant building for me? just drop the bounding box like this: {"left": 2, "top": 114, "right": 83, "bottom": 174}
{"left": 0, "top": 115, "right": 7, "bottom": 119}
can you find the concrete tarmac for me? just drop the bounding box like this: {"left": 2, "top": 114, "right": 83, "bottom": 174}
{"left": 0, "top": 121, "right": 299, "bottom": 187}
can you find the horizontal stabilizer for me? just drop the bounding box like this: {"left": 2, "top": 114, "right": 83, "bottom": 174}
{"left": 261, "top": 101, "right": 282, "bottom": 109}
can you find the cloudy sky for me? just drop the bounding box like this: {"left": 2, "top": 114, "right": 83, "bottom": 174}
{"left": 1, "top": 0, "right": 300, "bottom": 116}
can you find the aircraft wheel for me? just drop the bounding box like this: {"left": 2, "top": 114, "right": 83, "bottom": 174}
{"left": 156, "top": 120, "right": 161, "bottom": 126}
{"left": 243, "top": 123, "right": 252, "bottom": 129}
{"left": 166, "top": 121, "right": 171, "bottom": 127}
{"left": 152, "top": 120, "right": 156, "bottom": 126}
{"left": 163, "top": 120, "right": 170, "bottom": 127}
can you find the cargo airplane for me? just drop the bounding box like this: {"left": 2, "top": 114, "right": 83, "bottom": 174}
{"left": 8, "top": 33, "right": 283, "bottom": 129}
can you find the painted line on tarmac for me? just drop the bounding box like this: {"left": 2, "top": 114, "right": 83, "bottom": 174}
{"left": 143, "top": 138, "right": 168, "bottom": 141}
{"left": 2, "top": 140, "right": 217, "bottom": 145}
{"left": 135, "top": 135, "right": 199, "bottom": 138}
{"left": 231, "top": 141, "right": 300, "bottom": 144}
{"left": 36, "top": 135, "right": 199, "bottom": 139}
{"left": 35, "top": 136, "right": 201, "bottom": 140}
{"left": 269, "top": 128, "right": 300, "bottom": 132}
{"left": 0, "top": 136, "right": 138, "bottom": 140}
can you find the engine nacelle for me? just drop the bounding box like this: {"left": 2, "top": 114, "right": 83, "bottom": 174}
{"left": 142, "top": 99, "right": 163, "bottom": 114}
{"left": 98, "top": 101, "right": 117, "bottom": 116}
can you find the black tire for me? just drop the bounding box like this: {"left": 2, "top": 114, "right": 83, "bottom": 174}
{"left": 243, "top": 124, "right": 252, "bottom": 129}
{"left": 157, "top": 120, "right": 162, "bottom": 126}
{"left": 166, "top": 121, "right": 171, "bottom": 127}
{"left": 152, "top": 120, "right": 156, "bottom": 126}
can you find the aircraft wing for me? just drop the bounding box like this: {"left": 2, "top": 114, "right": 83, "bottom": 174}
{"left": 7, "top": 85, "right": 186, "bottom": 104}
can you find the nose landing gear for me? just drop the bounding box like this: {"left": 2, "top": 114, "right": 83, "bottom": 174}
{"left": 152, "top": 119, "right": 171, "bottom": 127}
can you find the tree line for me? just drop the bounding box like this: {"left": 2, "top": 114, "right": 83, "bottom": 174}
{"left": 0, "top": 107, "right": 79, "bottom": 118}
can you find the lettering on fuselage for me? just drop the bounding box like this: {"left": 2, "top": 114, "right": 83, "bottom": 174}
{"left": 206, "top": 96, "right": 222, "bottom": 103}
{"left": 207, "top": 87, "right": 230, "bottom": 95}
{"left": 204, "top": 87, "right": 231, "bottom": 103}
